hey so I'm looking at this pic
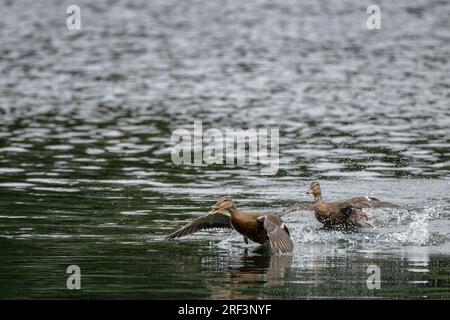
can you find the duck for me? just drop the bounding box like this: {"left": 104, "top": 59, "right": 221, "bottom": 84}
{"left": 166, "top": 196, "right": 294, "bottom": 254}
{"left": 283, "top": 182, "right": 399, "bottom": 214}
{"left": 286, "top": 181, "right": 399, "bottom": 228}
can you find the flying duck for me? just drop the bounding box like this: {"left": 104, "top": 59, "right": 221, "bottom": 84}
{"left": 166, "top": 196, "right": 294, "bottom": 254}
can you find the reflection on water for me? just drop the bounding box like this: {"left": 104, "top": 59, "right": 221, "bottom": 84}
{"left": 0, "top": 0, "right": 450, "bottom": 299}
{"left": 208, "top": 252, "right": 293, "bottom": 299}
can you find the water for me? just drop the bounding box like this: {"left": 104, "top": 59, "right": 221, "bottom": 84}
{"left": 0, "top": 0, "right": 449, "bottom": 299}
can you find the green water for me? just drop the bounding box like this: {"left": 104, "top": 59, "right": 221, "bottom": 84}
{"left": 0, "top": 0, "right": 449, "bottom": 299}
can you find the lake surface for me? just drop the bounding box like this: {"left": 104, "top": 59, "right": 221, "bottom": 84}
{"left": 0, "top": 0, "right": 449, "bottom": 299}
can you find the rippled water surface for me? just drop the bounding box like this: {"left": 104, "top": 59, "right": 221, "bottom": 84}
{"left": 0, "top": 0, "right": 449, "bottom": 299}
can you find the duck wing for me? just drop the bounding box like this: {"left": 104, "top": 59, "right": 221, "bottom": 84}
{"left": 166, "top": 212, "right": 232, "bottom": 239}
{"left": 345, "top": 196, "right": 399, "bottom": 208}
{"left": 261, "top": 215, "right": 294, "bottom": 254}
{"left": 282, "top": 201, "right": 315, "bottom": 214}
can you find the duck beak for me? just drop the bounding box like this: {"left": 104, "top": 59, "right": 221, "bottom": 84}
{"left": 306, "top": 190, "right": 312, "bottom": 195}
{"left": 209, "top": 205, "right": 222, "bottom": 214}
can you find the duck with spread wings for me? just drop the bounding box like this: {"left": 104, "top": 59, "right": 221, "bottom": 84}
{"left": 166, "top": 196, "right": 294, "bottom": 254}
{"left": 288, "top": 181, "right": 399, "bottom": 228}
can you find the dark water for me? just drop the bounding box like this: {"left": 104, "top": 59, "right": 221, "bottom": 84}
{"left": 0, "top": 0, "right": 449, "bottom": 299}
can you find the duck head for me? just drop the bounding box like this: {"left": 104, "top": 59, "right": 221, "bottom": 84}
{"left": 307, "top": 181, "right": 321, "bottom": 198}
{"left": 210, "top": 196, "right": 237, "bottom": 214}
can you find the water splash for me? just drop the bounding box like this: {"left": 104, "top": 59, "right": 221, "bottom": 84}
{"left": 390, "top": 213, "right": 430, "bottom": 246}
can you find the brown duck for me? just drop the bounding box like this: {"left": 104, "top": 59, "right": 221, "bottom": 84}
{"left": 286, "top": 182, "right": 398, "bottom": 227}
{"left": 166, "top": 196, "right": 294, "bottom": 254}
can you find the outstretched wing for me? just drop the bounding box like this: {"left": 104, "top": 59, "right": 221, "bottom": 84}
{"left": 262, "top": 215, "right": 294, "bottom": 254}
{"left": 346, "top": 196, "right": 399, "bottom": 208}
{"left": 282, "top": 196, "right": 398, "bottom": 214}
{"left": 166, "top": 212, "right": 232, "bottom": 239}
